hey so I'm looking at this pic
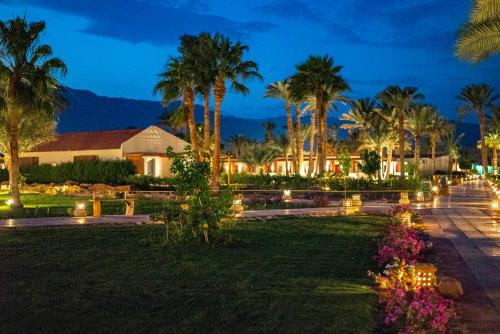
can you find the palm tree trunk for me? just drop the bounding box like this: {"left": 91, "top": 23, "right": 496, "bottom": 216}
{"left": 414, "top": 135, "right": 420, "bottom": 178}
{"left": 479, "top": 108, "right": 489, "bottom": 176}
{"left": 322, "top": 112, "right": 328, "bottom": 174}
{"left": 431, "top": 136, "right": 437, "bottom": 174}
{"left": 295, "top": 103, "right": 303, "bottom": 175}
{"left": 203, "top": 89, "right": 211, "bottom": 153}
{"left": 385, "top": 147, "right": 393, "bottom": 180}
{"left": 308, "top": 111, "right": 315, "bottom": 177}
{"left": 378, "top": 145, "right": 383, "bottom": 180}
{"left": 8, "top": 112, "right": 21, "bottom": 208}
{"left": 493, "top": 148, "right": 497, "bottom": 174}
{"left": 399, "top": 112, "right": 405, "bottom": 180}
{"left": 184, "top": 87, "right": 198, "bottom": 154}
{"left": 285, "top": 101, "right": 297, "bottom": 174}
{"left": 316, "top": 93, "right": 324, "bottom": 175}
{"left": 211, "top": 78, "right": 226, "bottom": 190}
{"left": 285, "top": 153, "right": 289, "bottom": 176}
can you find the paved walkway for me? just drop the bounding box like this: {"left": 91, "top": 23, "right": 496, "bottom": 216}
{"left": 423, "top": 180, "right": 500, "bottom": 317}
{"left": 0, "top": 215, "right": 151, "bottom": 227}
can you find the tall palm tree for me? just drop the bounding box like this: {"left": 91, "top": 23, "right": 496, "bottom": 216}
{"left": 211, "top": 34, "right": 262, "bottom": 189}
{"left": 485, "top": 132, "right": 500, "bottom": 173}
{"left": 265, "top": 80, "right": 297, "bottom": 172}
{"left": 444, "top": 131, "right": 464, "bottom": 174}
{"left": 340, "top": 98, "right": 376, "bottom": 140}
{"left": 261, "top": 120, "right": 276, "bottom": 142}
{"left": 456, "top": 84, "right": 498, "bottom": 176}
{"left": 159, "top": 107, "right": 189, "bottom": 136}
{"left": 406, "top": 104, "right": 434, "bottom": 177}
{"left": 273, "top": 134, "right": 291, "bottom": 176}
{"left": 427, "top": 110, "right": 452, "bottom": 174}
{"left": 456, "top": 0, "right": 500, "bottom": 62}
{"left": 0, "top": 17, "right": 67, "bottom": 208}
{"left": 240, "top": 143, "right": 279, "bottom": 174}
{"left": 302, "top": 97, "right": 317, "bottom": 176}
{"left": 377, "top": 86, "right": 424, "bottom": 180}
{"left": 294, "top": 102, "right": 305, "bottom": 173}
{"left": 289, "top": 55, "right": 349, "bottom": 175}
{"left": 154, "top": 56, "right": 198, "bottom": 152}
{"left": 359, "top": 115, "right": 392, "bottom": 179}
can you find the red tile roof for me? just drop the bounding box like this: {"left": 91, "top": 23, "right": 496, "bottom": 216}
{"left": 30, "top": 128, "right": 143, "bottom": 152}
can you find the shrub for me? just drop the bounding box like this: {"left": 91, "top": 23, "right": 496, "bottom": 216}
{"left": 223, "top": 172, "right": 318, "bottom": 189}
{"left": 127, "top": 175, "right": 177, "bottom": 190}
{"left": 312, "top": 194, "right": 331, "bottom": 207}
{"left": 21, "top": 160, "right": 135, "bottom": 185}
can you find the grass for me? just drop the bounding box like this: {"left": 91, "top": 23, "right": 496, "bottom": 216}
{"left": 0, "top": 215, "right": 387, "bottom": 333}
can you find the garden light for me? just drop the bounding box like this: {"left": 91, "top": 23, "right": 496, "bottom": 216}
{"left": 399, "top": 192, "right": 410, "bottom": 205}
{"left": 5, "top": 199, "right": 13, "bottom": 206}
{"left": 491, "top": 199, "right": 500, "bottom": 210}
{"left": 416, "top": 191, "right": 424, "bottom": 202}
{"left": 401, "top": 211, "right": 412, "bottom": 225}
{"left": 74, "top": 201, "right": 87, "bottom": 217}
{"left": 231, "top": 194, "right": 244, "bottom": 214}
{"left": 282, "top": 189, "right": 292, "bottom": 203}
{"left": 352, "top": 194, "right": 362, "bottom": 206}
{"left": 431, "top": 185, "right": 439, "bottom": 194}
{"left": 414, "top": 263, "right": 437, "bottom": 289}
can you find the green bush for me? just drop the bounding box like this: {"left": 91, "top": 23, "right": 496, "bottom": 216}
{"left": 222, "top": 172, "right": 319, "bottom": 189}
{"left": 127, "top": 175, "right": 177, "bottom": 190}
{"left": 328, "top": 177, "right": 421, "bottom": 191}
{"left": 21, "top": 160, "right": 135, "bottom": 185}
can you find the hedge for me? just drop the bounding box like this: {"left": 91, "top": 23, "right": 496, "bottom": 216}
{"left": 21, "top": 160, "right": 136, "bottom": 185}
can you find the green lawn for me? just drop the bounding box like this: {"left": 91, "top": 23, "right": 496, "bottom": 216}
{"left": 0, "top": 216, "right": 386, "bottom": 333}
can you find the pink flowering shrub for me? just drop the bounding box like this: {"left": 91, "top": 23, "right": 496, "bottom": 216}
{"left": 375, "top": 223, "right": 425, "bottom": 267}
{"left": 388, "top": 205, "right": 411, "bottom": 218}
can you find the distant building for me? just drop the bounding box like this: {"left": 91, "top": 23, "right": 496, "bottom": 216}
{"left": 19, "top": 126, "right": 189, "bottom": 177}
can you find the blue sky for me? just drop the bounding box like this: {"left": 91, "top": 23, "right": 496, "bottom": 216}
{"left": 0, "top": 0, "right": 499, "bottom": 120}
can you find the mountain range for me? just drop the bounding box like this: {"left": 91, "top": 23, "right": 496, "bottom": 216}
{"left": 59, "top": 88, "right": 480, "bottom": 147}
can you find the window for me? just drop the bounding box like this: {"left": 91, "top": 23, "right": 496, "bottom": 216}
{"left": 20, "top": 157, "right": 39, "bottom": 167}
{"left": 146, "top": 158, "right": 156, "bottom": 176}
{"left": 74, "top": 155, "right": 98, "bottom": 162}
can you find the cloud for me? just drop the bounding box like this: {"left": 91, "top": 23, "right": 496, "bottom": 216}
{"left": 1, "top": 0, "right": 276, "bottom": 45}
{"left": 254, "top": 0, "right": 322, "bottom": 22}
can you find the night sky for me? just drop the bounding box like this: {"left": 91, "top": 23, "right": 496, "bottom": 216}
{"left": 1, "top": 0, "right": 499, "bottom": 121}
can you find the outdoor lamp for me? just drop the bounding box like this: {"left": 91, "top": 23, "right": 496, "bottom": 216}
{"left": 352, "top": 194, "right": 362, "bottom": 206}
{"left": 431, "top": 185, "right": 439, "bottom": 194}
{"left": 416, "top": 191, "right": 424, "bottom": 202}
{"left": 74, "top": 201, "right": 87, "bottom": 217}
{"left": 231, "top": 194, "right": 244, "bottom": 213}
{"left": 5, "top": 199, "right": 13, "bottom": 206}
{"left": 282, "top": 189, "right": 292, "bottom": 203}
{"left": 491, "top": 199, "right": 500, "bottom": 210}
{"left": 414, "top": 263, "right": 437, "bottom": 289}
{"left": 399, "top": 192, "right": 410, "bottom": 205}
{"left": 401, "top": 211, "right": 412, "bottom": 225}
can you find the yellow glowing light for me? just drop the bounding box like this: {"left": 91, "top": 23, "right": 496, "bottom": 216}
{"left": 282, "top": 189, "right": 292, "bottom": 203}
{"left": 5, "top": 199, "right": 13, "bottom": 206}
{"left": 399, "top": 192, "right": 410, "bottom": 205}
{"left": 491, "top": 199, "right": 500, "bottom": 210}
{"left": 74, "top": 201, "right": 87, "bottom": 217}
{"left": 431, "top": 185, "right": 439, "bottom": 193}
{"left": 416, "top": 191, "right": 424, "bottom": 202}
{"left": 76, "top": 203, "right": 85, "bottom": 210}
{"left": 401, "top": 211, "right": 412, "bottom": 225}
{"left": 414, "top": 263, "right": 437, "bottom": 288}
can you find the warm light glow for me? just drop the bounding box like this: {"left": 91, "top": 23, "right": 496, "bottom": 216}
{"left": 416, "top": 191, "right": 424, "bottom": 202}
{"left": 491, "top": 199, "right": 500, "bottom": 210}
{"left": 352, "top": 194, "right": 361, "bottom": 201}
{"left": 401, "top": 211, "right": 412, "bottom": 225}
{"left": 76, "top": 203, "right": 85, "bottom": 210}
{"left": 282, "top": 189, "right": 292, "bottom": 203}
{"left": 431, "top": 185, "right": 439, "bottom": 193}
{"left": 399, "top": 192, "right": 410, "bottom": 205}
{"left": 5, "top": 199, "right": 13, "bottom": 206}
{"left": 414, "top": 263, "right": 437, "bottom": 288}
{"left": 74, "top": 201, "right": 87, "bottom": 217}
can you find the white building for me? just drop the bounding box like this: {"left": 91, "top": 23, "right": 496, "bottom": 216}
{"left": 20, "top": 126, "right": 189, "bottom": 177}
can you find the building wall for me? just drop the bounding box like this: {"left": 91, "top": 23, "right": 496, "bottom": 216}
{"left": 142, "top": 156, "right": 172, "bottom": 177}
{"left": 20, "top": 149, "right": 123, "bottom": 164}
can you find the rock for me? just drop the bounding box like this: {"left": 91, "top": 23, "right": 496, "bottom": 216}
{"left": 64, "top": 180, "right": 78, "bottom": 186}
{"left": 438, "top": 276, "right": 463, "bottom": 299}
{"left": 88, "top": 183, "right": 114, "bottom": 193}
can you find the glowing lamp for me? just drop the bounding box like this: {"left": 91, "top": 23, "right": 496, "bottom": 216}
{"left": 447, "top": 180, "right": 452, "bottom": 186}
{"left": 5, "top": 199, "right": 13, "bottom": 206}
{"left": 491, "top": 199, "right": 500, "bottom": 210}
{"left": 180, "top": 203, "right": 189, "bottom": 211}
{"left": 342, "top": 198, "right": 352, "bottom": 207}
{"left": 74, "top": 201, "right": 87, "bottom": 217}
{"left": 401, "top": 211, "right": 412, "bottom": 225}
{"left": 414, "top": 263, "right": 437, "bottom": 289}
{"left": 431, "top": 185, "right": 439, "bottom": 194}
{"left": 352, "top": 194, "right": 362, "bottom": 206}
{"left": 416, "top": 191, "right": 424, "bottom": 202}
{"left": 399, "top": 192, "right": 410, "bottom": 205}
{"left": 231, "top": 194, "right": 244, "bottom": 213}
{"left": 282, "top": 189, "right": 292, "bottom": 203}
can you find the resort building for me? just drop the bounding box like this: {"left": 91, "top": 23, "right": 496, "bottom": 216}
{"left": 19, "top": 126, "right": 189, "bottom": 177}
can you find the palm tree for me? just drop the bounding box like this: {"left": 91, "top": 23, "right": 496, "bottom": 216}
{"left": 290, "top": 55, "right": 349, "bottom": 175}
{"left": 240, "top": 143, "right": 279, "bottom": 174}
{"left": 359, "top": 115, "right": 392, "bottom": 179}
{"left": 406, "top": 104, "right": 434, "bottom": 177}
{"left": 456, "top": 0, "right": 500, "bottom": 62}
{"left": 265, "top": 81, "right": 297, "bottom": 172}
{"left": 227, "top": 134, "right": 251, "bottom": 158}
{"left": 301, "top": 97, "right": 317, "bottom": 176}
{"left": 377, "top": 86, "right": 424, "bottom": 180}
{"left": 154, "top": 56, "right": 198, "bottom": 152}
{"left": 485, "top": 132, "right": 500, "bottom": 173}
{"left": 427, "top": 110, "right": 452, "bottom": 174}
{"left": 273, "top": 134, "right": 291, "bottom": 176}
{"left": 159, "top": 107, "right": 189, "bottom": 136}
{"left": 340, "top": 98, "right": 376, "bottom": 140}
{"left": 261, "top": 120, "right": 276, "bottom": 142}
{"left": 444, "top": 131, "right": 464, "bottom": 174}
{"left": 0, "top": 17, "right": 67, "bottom": 208}
{"left": 211, "top": 34, "right": 262, "bottom": 189}
{"left": 456, "top": 84, "right": 498, "bottom": 176}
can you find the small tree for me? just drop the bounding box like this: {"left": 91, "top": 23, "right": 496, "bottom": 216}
{"left": 357, "top": 150, "right": 381, "bottom": 180}
{"left": 338, "top": 148, "right": 352, "bottom": 198}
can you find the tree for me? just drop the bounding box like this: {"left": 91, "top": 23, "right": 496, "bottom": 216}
{"left": 377, "top": 86, "right": 424, "bottom": 180}
{"left": 406, "top": 104, "right": 433, "bottom": 177}
{"left": 273, "top": 134, "right": 291, "bottom": 176}
{"left": 240, "top": 143, "right": 279, "bottom": 173}
{"left": 485, "top": 132, "right": 500, "bottom": 173}
{"left": 154, "top": 56, "right": 198, "bottom": 153}
{"left": 456, "top": 0, "right": 500, "bottom": 62}
{"left": 340, "top": 98, "right": 376, "bottom": 140}
{"left": 290, "top": 55, "right": 349, "bottom": 176}
{"left": 427, "top": 110, "right": 452, "bottom": 174}
{"left": 338, "top": 148, "right": 351, "bottom": 198}
{"left": 359, "top": 114, "right": 393, "bottom": 179}
{"left": 456, "top": 84, "right": 498, "bottom": 176}
{"left": 227, "top": 134, "right": 251, "bottom": 158}
{"left": 357, "top": 150, "right": 381, "bottom": 180}
{"left": 444, "top": 131, "right": 464, "bottom": 175}
{"left": 0, "top": 17, "right": 67, "bottom": 208}
{"left": 211, "top": 34, "right": 262, "bottom": 189}
{"left": 265, "top": 80, "right": 297, "bottom": 172}
{"left": 158, "top": 106, "right": 189, "bottom": 136}
{"left": 261, "top": 120, "right": 276, "bottom": 142}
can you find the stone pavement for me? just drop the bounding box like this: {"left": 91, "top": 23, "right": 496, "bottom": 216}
{"left": 422, "top": 180, "right": 500, "bottom": 317}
